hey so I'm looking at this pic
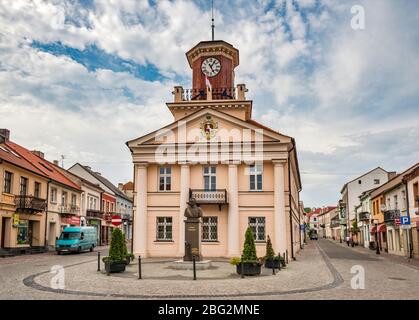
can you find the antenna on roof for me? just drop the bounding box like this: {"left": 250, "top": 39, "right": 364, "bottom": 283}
{"left": 211, "top": 0, "right": 215, "bottom": 41}
{"left": 61, "top": 155, "right": 65, "bottom": 168}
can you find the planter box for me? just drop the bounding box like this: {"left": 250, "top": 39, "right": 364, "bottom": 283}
{"left": 264, "top": 259, "right": 280, "bottom": 269}
{"left": 105, "top": 261, "right": 126, "bottom": 273}
{"left": 236, "top": 262, "right": 261, "bottom": 276}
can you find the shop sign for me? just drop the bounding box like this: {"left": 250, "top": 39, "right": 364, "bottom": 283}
{"left": 12, "top": 213, "right": 19, "bottom": 227}
{"left": 89, "top": 219, "right": 99, "bottom": 226}
{"left": 67, "top": 216, "right": 80, "bottom": 226}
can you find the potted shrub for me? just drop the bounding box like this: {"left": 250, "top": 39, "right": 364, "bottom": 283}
{"left": 235, "top": 227, "right": 261, "bottom": 276}
{"left": 264, "top": 235, "right": 280, "bottom": 269}
{"left": 102, "top": 228, "right": 126, "bottom": 273}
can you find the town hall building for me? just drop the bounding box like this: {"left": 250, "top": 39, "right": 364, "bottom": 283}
{"left": 127, "top": 39, "right": 304, "bottom": 259}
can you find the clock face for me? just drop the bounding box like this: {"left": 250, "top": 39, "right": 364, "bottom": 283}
{"left": 201, "top": 57, "right": 221, "bottom": 77}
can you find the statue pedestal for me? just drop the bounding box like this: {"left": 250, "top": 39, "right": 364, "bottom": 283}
{"left": 183, "top": 218, "right": 202, "bottom": 261}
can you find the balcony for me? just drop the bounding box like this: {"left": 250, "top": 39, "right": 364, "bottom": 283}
{"left": 59, "top": 205, "right": 80, "bottom": 215}
{"left": 383, "top": 210, "right": 400, "bottom": 223}
{"left": 14, "top": 195, "right": 47, "bottom": 213}
{"left": 189, "top": 189, "right": 228, "bottom": 206}
{"left": 179, "top": 87, "right": 236, "bottom": 101}
{"left": 358, "top": 212, "right": 370, "bottom": 221}
{"left": 86, "top": 209, "right": 104, "bottom": 219}
{"left": 122, "top": 213, "right": 132, "bottom": 221}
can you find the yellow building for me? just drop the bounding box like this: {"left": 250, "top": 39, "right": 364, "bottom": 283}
{"left": 0, "top": 130, "right": 49, "bottom": 255}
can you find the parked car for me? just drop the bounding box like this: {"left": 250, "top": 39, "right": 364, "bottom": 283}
{"left": 310, "top": 233, "right": 318, "bottom": 240}
{"left": 56, "top": 226, "right": 97, "bottom": 254}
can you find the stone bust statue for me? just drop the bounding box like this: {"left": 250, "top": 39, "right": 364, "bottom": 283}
{"left": 184, "top": 198, "right": 203, "bottom": 219}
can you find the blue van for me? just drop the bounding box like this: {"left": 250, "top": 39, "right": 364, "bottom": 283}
{"left": 56, "top": 226, "right": 97, "bottom": 254}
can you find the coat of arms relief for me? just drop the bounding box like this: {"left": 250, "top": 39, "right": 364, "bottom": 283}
{"left": 200, "top": 115, "right": 218, "bottom": 140}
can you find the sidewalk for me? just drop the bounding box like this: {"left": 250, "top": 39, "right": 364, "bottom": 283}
{"left": 326, "top": 238, "right": 419, "bottom": 270}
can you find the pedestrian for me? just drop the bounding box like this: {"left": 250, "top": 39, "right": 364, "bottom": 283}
{"left": 346, "top": 236, "right": 350, "bottom": 246}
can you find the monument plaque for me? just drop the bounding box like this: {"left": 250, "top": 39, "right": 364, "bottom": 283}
{"left": 183, "top": 198, "right": 203, "bottom": 261}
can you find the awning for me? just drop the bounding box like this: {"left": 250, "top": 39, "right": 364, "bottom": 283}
{"left": 378, "top": 224, "right": 387, "bottom": 232}
{"left": 370, "top": 226, "right": 376, "bottom": 233}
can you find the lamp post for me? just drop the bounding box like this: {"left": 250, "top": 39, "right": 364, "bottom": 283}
{"left": 373, "top": 219, "right": 380, "bottom": 255}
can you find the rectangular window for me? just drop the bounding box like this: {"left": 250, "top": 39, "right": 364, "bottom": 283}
{"left": 34, "top": 182, "right": 41, "bottom": 198}
{"left": 3, "top": 171, "right": 13, "bottom": 194}
{"left": 202, "top": 217, "right": 218, "bottom": 241}
{"left": 249, "top": 164, "right": 263, "bottom": 191}
{"left": 19, "top": 177, "right": 28, "bottom": 196}
{"left": 156, "top": 217, "right": 172, "bottom": 241}
{"left": 159, "top": 167, "right": 172, "bottom": 191}
{"left": 374, "top": 179, "right": 380, "bottom": 185}
{"left": 248, "top": 217, "right": 266, "bottom": 241}
{"left": 61, "top": 191, "right": 67, "bottom": 206}
{"left": 71, "top": 194, "right": 77, "bottom": 206}
{"left": 203, "top": 166, "right": 216, "bottom": 191}
{"left": 50, "top": 187, "right": 57, "bottom": 203}
{"left": 394, "top": 195, "right": 398, "bottom": 210}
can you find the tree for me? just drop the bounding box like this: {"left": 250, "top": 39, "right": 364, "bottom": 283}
{"left": 109, "top": 228, "right": 125, "bottom": 262}
{"left": 242, "top": 227, "right": 258, "bottom": 262}
{"left": 265, "top": 235, "right": 275, "bottom": 260}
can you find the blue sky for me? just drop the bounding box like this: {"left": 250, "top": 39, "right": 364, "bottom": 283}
{"left": 0, "top": 0, "right": 418, "bottom": 207}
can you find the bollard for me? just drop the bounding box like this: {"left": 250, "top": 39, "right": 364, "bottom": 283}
{"left": 97, "top": 251, "right": 101, "bottom": 272}
{"left": 138, "top": 255, "right": 142, "bottom": 279}
{"left": 241, "top": 255, "right": 245, "bottom": 278}
{"left": 286, "top": 250, "right": 289, "bottom": 264}
{"left": 272, "top": 262, "right": 275, "bottom": 275}
{"left": 192, "top": 255, "right": 197, "bottom": 280}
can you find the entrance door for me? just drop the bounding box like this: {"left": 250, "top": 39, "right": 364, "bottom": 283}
{"left": 28, "top": 221, "right": 34, "bottom": 247}
{"left": 1, "top": 217, "right": 6, "bottom": 248}
{"left": 48, "top": 222, "right": 56, "bottom": 248}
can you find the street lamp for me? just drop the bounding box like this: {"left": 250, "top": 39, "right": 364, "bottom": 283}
{"left": 373, "top": 219, "right": 380, "bottom": 255}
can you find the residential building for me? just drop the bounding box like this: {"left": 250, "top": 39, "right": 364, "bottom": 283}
{"left": 315, "top": 206, "right": 337, "bottom": 239}
{"left": 127, "top": 39, "right": 303, "bottom": 258}
{"left": 68, "top": 163, "right": 133, "bottom": 242}
{"left": 0, "top": 130, "right": 49, "bottom": 255}
{"left": 4, "top": 141, "right": 83, "bottom": 249}
{"left": 403, "top": 164, "right": 419, "bottom": 258}
{"left": 357, "top": 189, "right": 374, "bottom": 248}
{"left": 340, "top": 167, "right": 395, "bottom": 239}
{"left": 371, "top": 163, "right": 419, "bottom": 256}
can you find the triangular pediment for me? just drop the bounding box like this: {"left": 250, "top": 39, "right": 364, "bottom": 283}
{"left": 127, "top": 108, "right": 291, "bottom": 147}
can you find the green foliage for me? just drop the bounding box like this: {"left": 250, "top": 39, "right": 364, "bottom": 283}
{"left": 242, "top": 227, "right": 258, "bottom": 262}
{"left": 351, "top": 220, "right": 360, "bottom": 234}
{"left": 304, "top": 207, "right": 312, "bottom": 213}
{"left": 109, "top": 228, "right": 125, "bottom": 263}
{"left": 265, "top": 235, "right": 275, "bottom": 260}
{"left": 229, "top": 257, "right": 241, "bottom": 266}
{"left": 122, "top": 233, "right": 128, "bottom": 258}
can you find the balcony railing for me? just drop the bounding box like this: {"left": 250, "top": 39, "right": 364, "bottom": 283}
{"left": 358, "top": 212, "right": 370, "bottom": 221}
{"left": 122, "top": 213, "right": 132, "bottom": 221}
{"left": 14, "top": 195, "right": 47, "bottom": 213}
{"left": 86, "top": 209, "right": 104, "bottom": 219}
{"left": 59, "top": 205, "right": 80, "bottom": 215}
{"left": 383, "top": 210, "right": 400, "bottom": 223}
{"left": 189, "top": 189, "right": 228, "bottom": 205}
{"left": 182, "top": 88, "right": 236, "bottom": 101}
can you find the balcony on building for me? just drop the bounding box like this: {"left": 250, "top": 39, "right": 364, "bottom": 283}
{"left": 172, "top": 84, "right": 247, "bottom": 102}
{"left": 86, "top": 209, "right": 104, "bottom": 220}
{"left": 14, "top": 195, "right": 47, "bottom": 213}
{"left": 358, "top": 212, "right": 371, "bottom": 222}
{"left": 189, "top": 189, "right": 228, "bottom": 209}
{"left": 122, "top": 213, "right": 132, "bottom": 221}
{"left": 383, "top": 209, "right": 401, "bottom": 223}
{"left": 59, "top": 204, "right": 80, "bottom": 215}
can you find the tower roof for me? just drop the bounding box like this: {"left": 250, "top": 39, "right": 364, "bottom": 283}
{"left": 186, "top": 40, "right": 239, "bottom": 68}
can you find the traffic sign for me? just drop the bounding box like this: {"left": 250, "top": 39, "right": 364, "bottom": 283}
{"left": 111, "top": 215, "right": 122, "bottom": 226}
{"left": 400, "top": 216, "right": 411, "bottom": 225}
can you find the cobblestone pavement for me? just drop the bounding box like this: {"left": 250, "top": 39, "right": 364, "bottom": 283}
{"left": 1, "top": 240, "right": 418, "bottom": 299}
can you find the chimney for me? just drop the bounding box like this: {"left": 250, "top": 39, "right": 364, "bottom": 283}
{"left": 388, "top": 171, "right": 397, "bottom": 180}
{"left": 118, "top": 183, "right": 124, "bottom": 190}
{"left": 53, "top": 160, "right": 59, "bottom": 166}
{"left": 95, "top": 172, "right": 101, "bottom": 176}
{"left": 31, "top": 150, "right": 45, "bottom": 159}
{"left": 0, "top": 129, "right": 10, "bottom": 142}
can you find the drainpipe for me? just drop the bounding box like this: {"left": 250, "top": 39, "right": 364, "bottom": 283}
{"left": 131, "top": 164, "right": 135, "bottom": 255}
{"left": 405, "top": 181, "right": 413, "bottom": 259}
{"left": 288, "top": 142, "right": 296, "bottom": 260}
{"left": 44, "top": 180, "right": 50, "bottom": 251}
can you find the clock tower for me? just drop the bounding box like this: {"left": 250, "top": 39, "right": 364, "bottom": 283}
{"left": 186, "top": 40, "right": 239, "bottom": 96}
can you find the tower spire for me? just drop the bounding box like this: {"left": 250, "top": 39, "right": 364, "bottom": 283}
{"left": 211, "top": 0, "right": 215, "bottom": 41}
